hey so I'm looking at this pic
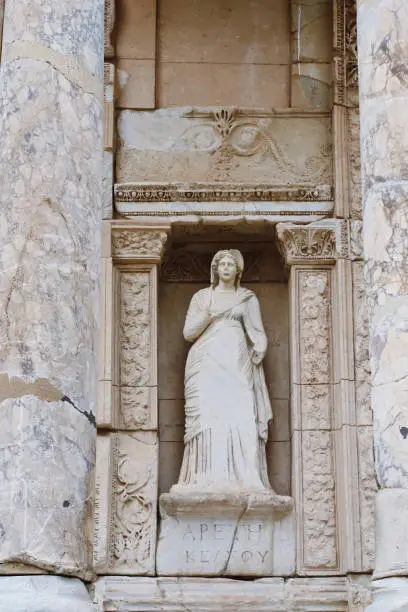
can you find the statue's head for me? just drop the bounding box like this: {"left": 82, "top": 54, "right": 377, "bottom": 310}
{"left": 210, "top": 249, "right": 244, "bottom": 288}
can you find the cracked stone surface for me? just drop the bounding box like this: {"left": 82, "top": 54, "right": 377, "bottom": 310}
{"left": 0, "top": 0, "right": 103, "bottom": 577}
{"left": 359, "top": 0, "right": 408, "bottom": 490}
{"left": 358, "top": 0, "right": 408, "bottom": 591}
{"left": 0, "top": 575, "right": 95, "bottom": 611}
{"left": 157, "top": 491, "right": 294, "bottom": 576}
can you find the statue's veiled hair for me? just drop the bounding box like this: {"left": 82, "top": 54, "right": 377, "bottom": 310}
{"left": 210, "top": 249, "right": 245, "bottom": 288}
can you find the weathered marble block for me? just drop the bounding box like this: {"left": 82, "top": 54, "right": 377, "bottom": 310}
{"left": 157, "top": 491, "right": 294, "bottom": 577}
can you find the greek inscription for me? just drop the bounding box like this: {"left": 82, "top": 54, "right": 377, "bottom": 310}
{"left": 247, "top": 523, "right": 262, "bottom": 543}
{"left": 200, "top": 550, "right": 210, "bottom": 563}
{"left": 258, "top": 550, "right": 269, "bottom": 563}
{"left": 200, "top": 523, "right": 208, "bottom": 540}
{"left": 183, "top": 524, "right": 195, "bottom": 541}
{"left": 185, "top": 550, "right": 195, "bottom": 563}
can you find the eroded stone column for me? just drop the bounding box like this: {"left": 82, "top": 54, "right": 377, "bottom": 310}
{"left": 0, "top": 0, "right": 103, "bottom": 600}
{"left": 358, "top": 0, "right": 408, "bottom": 605}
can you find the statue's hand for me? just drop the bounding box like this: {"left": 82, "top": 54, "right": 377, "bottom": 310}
{"left": 252, "top": 350, "right": 263, "bottom": 365}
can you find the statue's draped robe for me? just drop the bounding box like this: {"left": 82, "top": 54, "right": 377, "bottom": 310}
{"left": 178, "top": 287, "right": 272, "bottom": 491}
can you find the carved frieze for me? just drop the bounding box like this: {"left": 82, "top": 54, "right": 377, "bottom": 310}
{"left": 112, "top": 229, "right": 168, "bottom": 261}
{"left": 178, "top": 109, "right": 332, "bottom": 185}
{"left": 276, "top": 221, "right": 348, "bottom": 265}
{"left": 117, "top": 108, "right": 333, "bottom": 187}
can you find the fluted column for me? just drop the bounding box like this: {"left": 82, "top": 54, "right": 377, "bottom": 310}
{"left": 0, "top": 0, "right": 103, "bottom": 606}
{"left": 358, "top": 1, "right": 408, "bottom": 608}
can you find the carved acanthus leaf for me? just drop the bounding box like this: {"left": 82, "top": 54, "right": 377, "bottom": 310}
{"left": 112, "top": 230, "right": 167, "bottom": 259}
{"left": 276, "top": 222, "right": 348, "bottom": 265}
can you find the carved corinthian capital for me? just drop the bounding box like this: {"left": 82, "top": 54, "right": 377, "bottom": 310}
{"left": 276, "top": 220, "right": 348, "bottom": 265}
{"left": 111, "top": 228, "right": 168, "bottom": 261}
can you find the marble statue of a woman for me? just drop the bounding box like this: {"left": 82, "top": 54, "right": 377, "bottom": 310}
{"left": 174, "top": 249, "right": 273, "bottom": 493}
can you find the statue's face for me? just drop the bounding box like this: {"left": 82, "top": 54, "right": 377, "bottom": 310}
{"left": 218, "top": 255, "right": 237, "bottom": 283}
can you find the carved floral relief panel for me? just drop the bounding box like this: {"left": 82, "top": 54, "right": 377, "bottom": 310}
{"left": 290, "top": 268, "right": 339, "bottom": 573}
{"left": 116, "top": 266, "right": 158, "bottom": 430}
{"left": 301, "top": 430, "right": 337, "bottom": 569}
{"left": 94, "top": 431, "right": 158, "bottom": 575}
{"left": 117, "top": 108, "right": 332, "bottom": 186}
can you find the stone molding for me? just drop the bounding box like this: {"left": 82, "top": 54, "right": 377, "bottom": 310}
{"left": 95, "top": 575, "right": 371, "bottom": 611}
{"left": 104, "top": 63, "right": 115, "bottom": 151}
{"left": 115, "top": 182, "right": 333, "bottom": 205}
{"left": 276, "top": 221, "right": 349, "bottom": 265}
{"left": 114, "top": 183, "right": 334, "bottom": 222}
{"left": 160, "top": 490, "right": 293, "bottom": 520}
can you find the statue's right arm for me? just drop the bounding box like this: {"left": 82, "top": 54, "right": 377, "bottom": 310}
{"left": 183, "top": 292, "right": 213, "bottom": 342}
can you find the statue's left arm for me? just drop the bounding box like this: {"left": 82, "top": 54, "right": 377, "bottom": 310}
{"left": 243, "top": 295, "right": 268, "bottom": 363}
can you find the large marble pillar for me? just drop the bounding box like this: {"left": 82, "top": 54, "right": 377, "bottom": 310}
{"left": 358, "top": 1, "right": 408, "bottom": 608}
{"left": 0, "top": 0, "right": 103, "bottom": 606}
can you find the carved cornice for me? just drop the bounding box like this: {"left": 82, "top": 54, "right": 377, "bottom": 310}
{"left": 115, "top": 183, "right": 334, "bottom": 221}
{"left": 111, "top": 228, "right": 168, "bottom": 261}
{"left": 276, "top": 221, "right": 349, "bottom": 265}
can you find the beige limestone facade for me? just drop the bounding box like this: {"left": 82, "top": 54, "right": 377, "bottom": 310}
{"left": 0, "top": 0, "right": 407, "bottom": 610}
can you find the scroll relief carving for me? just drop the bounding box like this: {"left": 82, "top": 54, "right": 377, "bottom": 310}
{"left": 334, "top": 0, "right": 358, "bottom": 102}
{"left": 298, "top": 271, "right": 331, "bottom": 387}
{"left": 180, "top": 109, "right": 332, "bottom": 186}
{"left": 111, "top": 433, "right": 157, "bottom": 574}
{"left": 345, "top": 0, "right": 358, "bottom": 88}
{"left": 112, "top": 230, "right": 167, "bottom": 259}
{"left": 302, "top": 430, "right": 337, "bottom": 568}
{"left": 119, "top": 272, "right": 151, "bottom": 429}
{"left": 297, "top": 271, "right": 337, "bottom": 569}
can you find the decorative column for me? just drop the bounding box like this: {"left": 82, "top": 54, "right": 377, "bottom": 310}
{"left": 276, "top": 220, "right": 373, "bottom": 576}
{"left": 358, "top": 1, "right": 408, "bottom": 608}
{"left": 0, "top": 0, "right": 103, "bottom": 608}
{"left": 94, "top": 223, "right": 168, "bottom": 576}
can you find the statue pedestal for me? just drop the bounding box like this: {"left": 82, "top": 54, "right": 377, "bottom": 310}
{"left": 156, "top": 488, "right": 294, "bottom": 577}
